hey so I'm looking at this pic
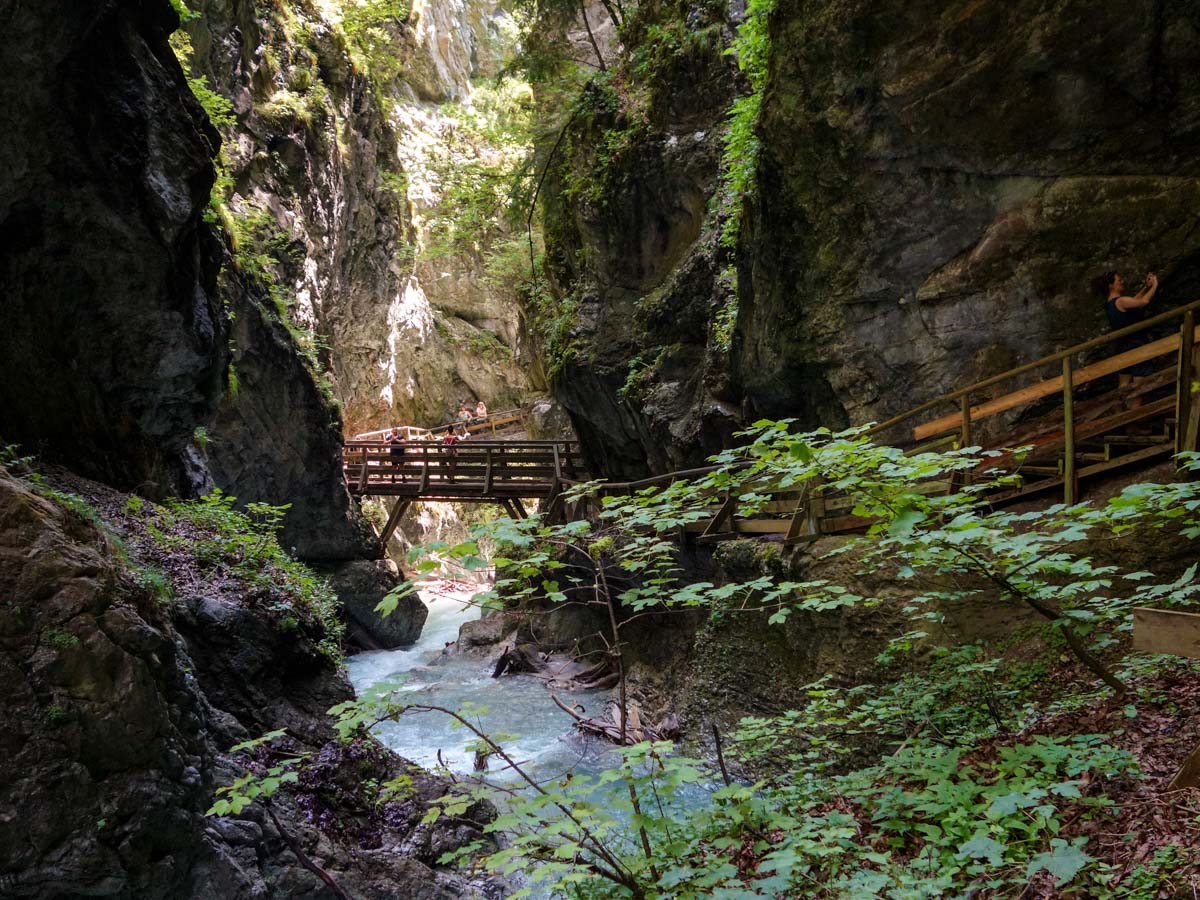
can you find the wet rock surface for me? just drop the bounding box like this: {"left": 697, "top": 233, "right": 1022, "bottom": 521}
{"left": 739, "top": 0, "right": 1200, "bottom": 430}
{"left": 322, "top": 558, "right": 429, "bottom": 650}
{"left": 184, "top": 0, "right": 533, "bottom": 437}
{"left": 0, "top": 0, "right": 226, "bottom": 494}
{"left": 203, "top": 286, "right": 380, "bottom": 562}
{"left": 0, "top": 466, "right": 498, "bottom": 898}
{"left": 540, "top": 0, "right": 1200, "bottom": 474}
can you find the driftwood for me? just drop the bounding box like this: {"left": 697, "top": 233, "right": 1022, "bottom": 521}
{"left": 492, "top": 643, "right": 547, "bottom": 678}
{"left": 1169, "top": 740, "right": 1200, "bottom": 791}
{"left": 550, "top": 692, "right": 682, "bottom": 746}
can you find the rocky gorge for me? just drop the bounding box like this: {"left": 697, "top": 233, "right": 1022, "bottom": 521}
{"left": 537, "top": 0, "right": 1200, "bottom": 478}
{"left": 3, "top": 0, "right": 1200, "bottom": 895}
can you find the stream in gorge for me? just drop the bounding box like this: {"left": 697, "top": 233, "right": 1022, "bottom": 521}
{"left": 346, "top": 579, "right": 719, "bottom": 894}
{"left": 345, "top": 580, "right": 624, "bottom": 783}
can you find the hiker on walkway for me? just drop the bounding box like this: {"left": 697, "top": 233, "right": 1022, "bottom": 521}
{"left": 1096, "top": 270, "right": 1159, "bottom": 405}
{"left": 474, "top": 400, "right": 488, "bottom": 423}
{"left": 456, "top": 402, "right": 472, "bottom": 426}
{"left": 441, "top": 428, "right": 461, "bottom": 482}
{"left": 384, "top": 426, "right": 407, "bottom": 482}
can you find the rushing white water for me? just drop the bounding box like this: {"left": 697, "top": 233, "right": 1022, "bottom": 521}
{"left": 345, "top": 581, "right": 621, "bottom": 781}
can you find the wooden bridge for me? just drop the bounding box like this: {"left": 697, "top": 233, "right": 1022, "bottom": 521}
{"left": 343, "top": 439, "right": 586, "bottom": 542}
{"left": 344, "top": 299, "right": 1200, "bottom": 545}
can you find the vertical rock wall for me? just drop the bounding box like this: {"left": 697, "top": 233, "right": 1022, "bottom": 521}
{"left": 182, "top": 0, "right": 533, "bottom": 438}
{"left": 536, "top": 0, "right": 1200, "bottom": 473}
{"left": 0, "top": 0, "right": 226, "bottom": 494}
{"left": 538, "top": 0, "right": 744, "bottom": 479}
{"left": 739, "top": 0, "right": 1200, "bottom": 429}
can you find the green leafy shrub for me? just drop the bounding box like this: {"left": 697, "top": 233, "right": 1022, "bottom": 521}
{"left": 327, "top": 431, "right": 1200, "bottom": 897}
{"left": 143, "top": 491, "right": 344, "bottom": 661}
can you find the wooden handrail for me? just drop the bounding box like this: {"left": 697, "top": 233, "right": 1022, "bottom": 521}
{"left": 913, "top": 326, "right": 1200, "bottom": 441}
{"left": 869, "top": 297, "right": 1200, "bottom": 438}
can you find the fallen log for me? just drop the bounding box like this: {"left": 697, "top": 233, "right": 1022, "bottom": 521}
{"left": 550, "top": 691, "right": 682, "bottom": 746}
{"left": 492, "top": 643, "right": 547, "bottom": 678}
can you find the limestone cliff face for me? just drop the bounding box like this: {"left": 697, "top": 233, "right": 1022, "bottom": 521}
{"left": 0, "top": 0, "right": 377, "bottom": 565}
{"left": 0, "top": 0, "right": 226, "bottom": 494}
{"left": 537, "top": 0, "right": 746, "bottom": 479}
{"left": 739, "top": 0, "right": 1200, "bottom": 429}
{"left": 182, "top": 0, "right": 532, "bottom": 438}
{"left": 540, "top": 0, "right": 1200, "bottom": 474}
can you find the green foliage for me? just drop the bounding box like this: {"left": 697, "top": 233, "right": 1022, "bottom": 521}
{"left": 131, "top": 562, "right": 175, "bottom": 606}
{"left": 332, "top": 429, "right": 1200, "bottom": 897}
{"left": 169, "top": 29, "right": 235, "bottom": 130}
{"left": 207, "top": 730, "right": 304, "bottom": 817}
{"left": 711, "top": 265, "right": 739, "bottom": 351}
{"left": 0, "top": 443, "right": 34, "bottom": 473}
{"left": 44, "top": 705, "right": 69, "bottom": 727}
{"left": 141, "top": 490, "right": 344, "bottom": 661}
{"left": 338, "top": 0, "right": 412, "bottom": 94}
{"left": 227, "top": 363, "right": 241, "bottom": 400}
{"left": 168, "top": 0, "right": 197, "bottom": 23}
{"left": 719, "top": 0, "right": 775, "bottom": 249}
{"left": 32, "top": 486, "right": 102, "bottom": 528}
{"left": 43, "top": 629, "right": 80, "bottom": 651}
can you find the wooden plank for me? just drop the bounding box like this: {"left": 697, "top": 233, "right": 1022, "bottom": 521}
{"left": 820, "top": 513, "right": 875, "bottom": 534}
{"left": 907, "top": 433, "right": 961, "bottom": 455}
{"left": 1077, "top": 441, "right": 1173, "bottom": 478}
{"left": 1063, "top": 357, "right": 1076, "bottom": 504}
{"left": 981, "top": 396, "right": 1175, "bottom": 470}
{"left": 960, "top": 394, "right": 972, "bottom": 450}
{"left": 870, "top": 298, "right": 1200, "bottom": 439}
{"left": 1133, "top": 607, "right": 1200, "bottom": 659}
{"left": 379, "top": 500, "right": 409, "bottom": 545}
{"left": 914, "top": 328, "right": 1195, "bottom": 441}
{"left": 1176, "top": 313, "right": 1194, "bottom": 454}
{"left": 1188, "top": 382, "right": 1200, "bottom": 457}
{"left": 702, "top": 495, "right": 738, "bottom": 537}
{"left": 784, "top": 486, "right": 810, "bottom": 544}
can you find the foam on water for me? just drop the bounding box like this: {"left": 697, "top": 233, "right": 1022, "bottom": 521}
{"left": 345, "top": 581, "right": 619, "bottom": 781}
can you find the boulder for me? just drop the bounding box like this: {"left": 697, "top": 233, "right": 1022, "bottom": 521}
{"left": 321, "top": 559, "right": 429, "bottom": 649}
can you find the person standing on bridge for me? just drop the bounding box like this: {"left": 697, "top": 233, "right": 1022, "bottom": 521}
{"left": 1095, "top": 270, "right": 1159, "bottom": 407}
{"left": 441, "top": 428, "right": 461, "bottom": 482}
{"left": 384, "top": 426, "right": 407, "bottom": 482}
{"left": 474, "top": 400, "right": 488, "bottom": 424}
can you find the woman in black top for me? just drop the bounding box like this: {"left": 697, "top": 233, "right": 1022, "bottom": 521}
{"left": 1095, "top": 270, "right": 1159, "bottom": 402}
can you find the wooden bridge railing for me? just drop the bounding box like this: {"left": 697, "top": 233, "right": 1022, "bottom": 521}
{"left": 555, "top": 300, "right": 1200, "bottom": 542}
{"left": 345, "top": 302, "right": 1200, "bottom": 545}
{"left": 427, "top": 408, "right": 526, "bottom": 438}
{"left": 866, "top": 298, "right": 1200, "bottom": 505}
{"left": 344, "top": 438, "right": 585, "bottom": 542}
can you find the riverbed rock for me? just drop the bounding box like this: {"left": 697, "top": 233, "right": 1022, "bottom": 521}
{"left": 456, "top": 613, "right": 515, "bottom": 650}
{"left": 321, "top": 558, "right": 430, "bottom": 649}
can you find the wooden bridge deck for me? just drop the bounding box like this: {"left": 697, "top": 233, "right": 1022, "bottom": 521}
{"left": 344, "top": 300, "right": 1200, "bottom": 545}
{"left": 343, "top": 439, "right": 585, "bottom": 539}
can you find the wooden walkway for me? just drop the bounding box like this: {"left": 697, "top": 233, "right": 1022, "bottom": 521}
{"left": 565, "top": 299, "right": 1200, "bottom": 543}
{"left": 344, "top": 300, "right": 1200, "bottom": 546}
